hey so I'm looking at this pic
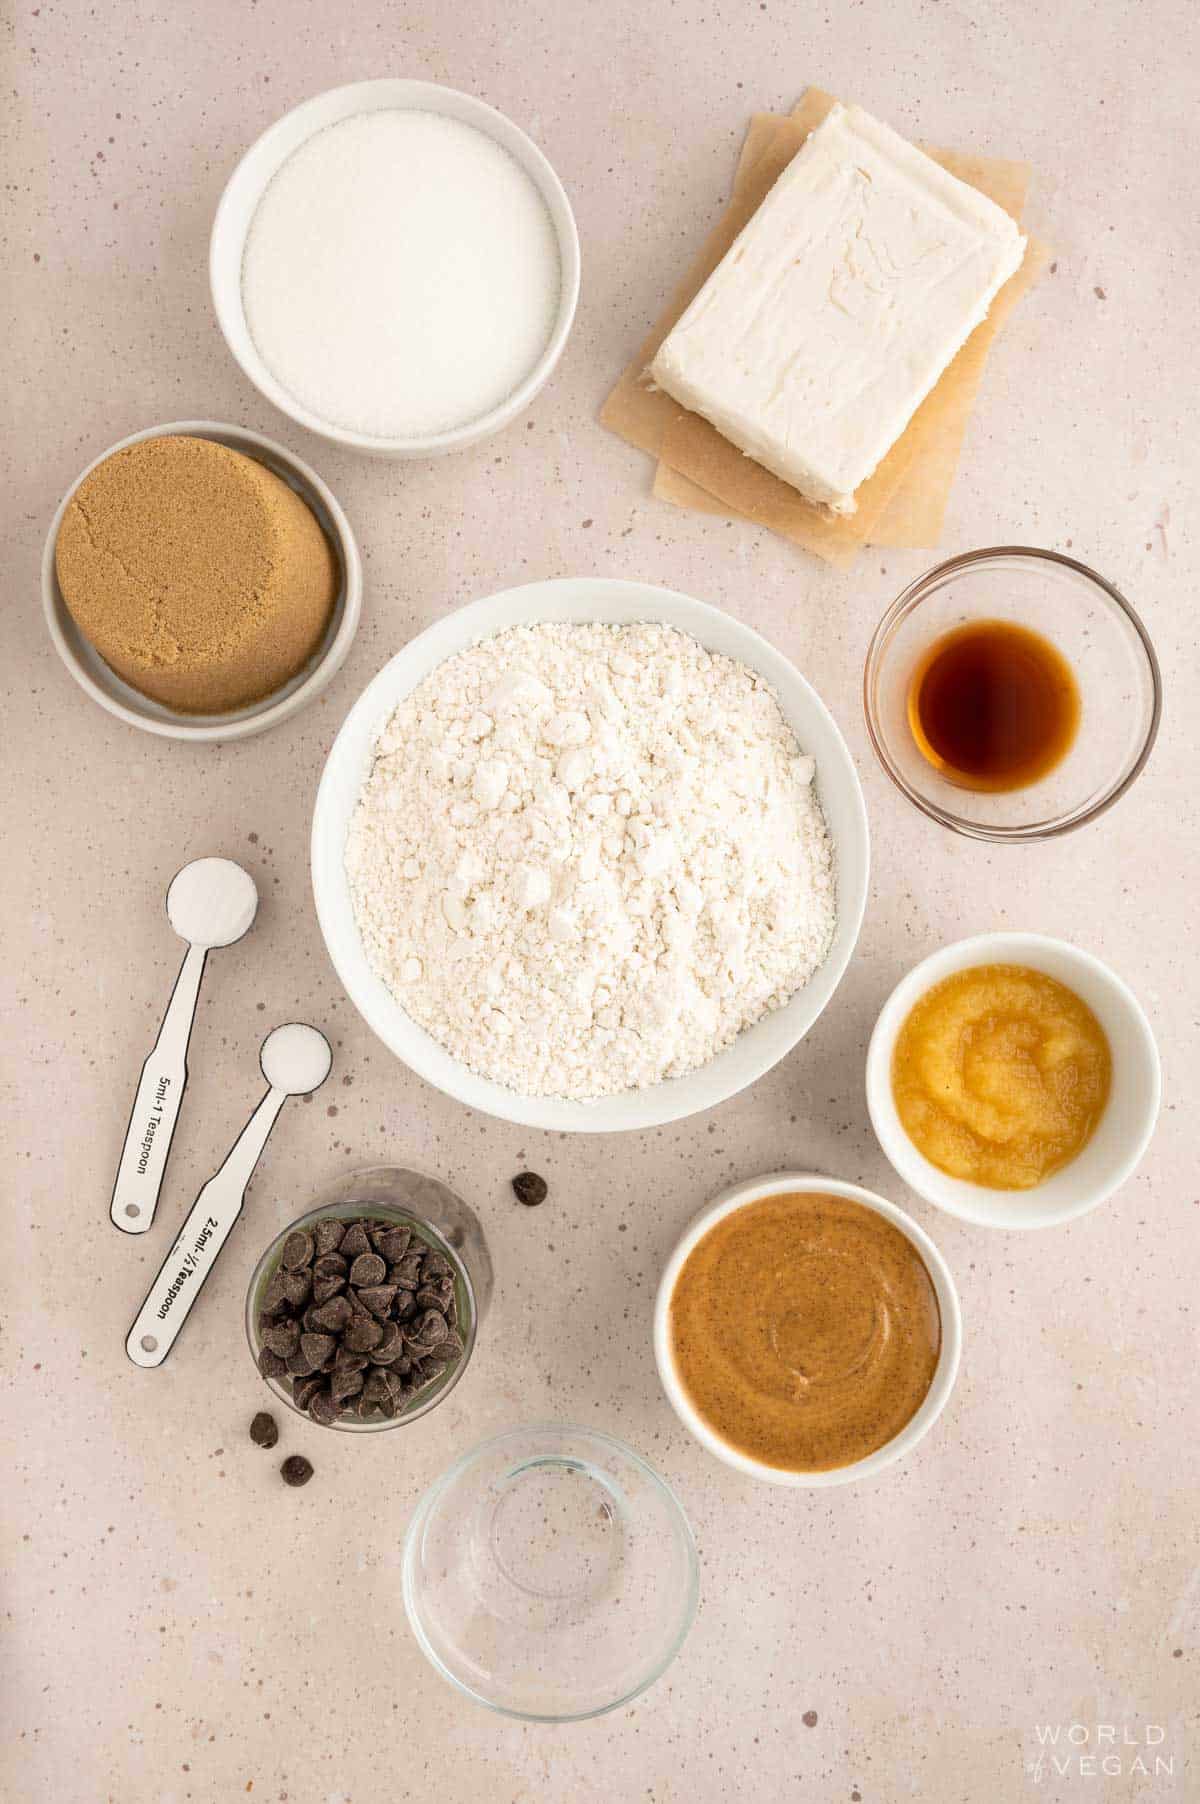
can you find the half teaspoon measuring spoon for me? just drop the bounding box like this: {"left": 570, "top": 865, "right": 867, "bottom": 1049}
{"left": 126, "top": 1022, "right": 332, "bottom": 1369}
{"left": 112, "top": 858, "right": 258, "bottom": 1235}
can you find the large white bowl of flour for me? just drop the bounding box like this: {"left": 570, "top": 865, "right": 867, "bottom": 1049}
{"left": 312, "top": 579, "right": 869, "bottom": 1131}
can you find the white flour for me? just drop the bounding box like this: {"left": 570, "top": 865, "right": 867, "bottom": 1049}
{"left": 346, "top": 623, "right": 836, "bottom": 1099}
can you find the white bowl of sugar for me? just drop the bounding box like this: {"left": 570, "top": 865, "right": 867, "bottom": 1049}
{"left": 210, "top": 81, "right": 580, "bottom": 456}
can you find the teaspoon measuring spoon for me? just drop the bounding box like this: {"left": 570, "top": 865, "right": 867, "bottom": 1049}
{"left": 126, "top": 1023, "right": 332, "bottom": 1368}
{"left": 111, "top": 858, "right": 258, "bottom": 1236}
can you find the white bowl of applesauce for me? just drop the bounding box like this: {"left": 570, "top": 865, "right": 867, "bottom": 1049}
{"left": 654, "top": 1173, "right": 962, "bottom": 1488}
{"left": 866, "top": 932, "right": 1161, "bottom": 1230}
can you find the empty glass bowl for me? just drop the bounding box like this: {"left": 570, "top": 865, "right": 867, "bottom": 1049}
{"left": 246, "top": 1165, "right": 493, "bottom": 1432}
{"left": 402, "top": 1425, "right": 699, "bottom": 1720}
{"left": 864, "top": 548, "right": 1161, "bottom": 841}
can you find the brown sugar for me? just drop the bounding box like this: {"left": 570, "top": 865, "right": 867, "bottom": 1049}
{"left": 55, "top": 434, "right": 338, "bottom": 714}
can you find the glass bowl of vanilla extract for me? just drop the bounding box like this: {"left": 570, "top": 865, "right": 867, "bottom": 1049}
{"left": 864, "top": 547, "right": 1162, "bottom": 842}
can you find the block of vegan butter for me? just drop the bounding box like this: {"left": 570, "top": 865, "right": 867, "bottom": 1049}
{"left": 649, "top": 103, "right": 1027, "bottom": 514}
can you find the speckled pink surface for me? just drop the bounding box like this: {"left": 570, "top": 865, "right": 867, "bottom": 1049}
{"left": 3, "top": 3, "right": 1198, "bottom": 1800}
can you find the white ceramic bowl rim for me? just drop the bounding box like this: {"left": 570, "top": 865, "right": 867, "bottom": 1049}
{"left": 41, "top": 418, "right": 363, "bottom": 743}
{"left": 653, "top": 1172, "right": 963, "bottom": 1488}
{"left": 865, "top": 932, "right": 1162, "bottom": 1230}
{"left": 210, "top": 79, "right": 582, "bottom": 454}
{"left": 310, "top": 576, "right": 870, "bottom": 1133}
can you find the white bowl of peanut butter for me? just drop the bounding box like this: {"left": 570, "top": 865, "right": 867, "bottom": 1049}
{"left": 654, "top": 1173, "right": 962, "bottom": 1487}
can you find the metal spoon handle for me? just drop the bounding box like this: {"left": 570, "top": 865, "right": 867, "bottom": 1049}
{"left": 125, "top": 1086, "right": 286, "bottom": 1368}
{"left": 111, "top": 942, "right": 208, "bottom": 1236}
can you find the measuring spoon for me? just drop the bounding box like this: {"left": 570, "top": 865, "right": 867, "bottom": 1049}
{"left": 111, "top": 858, "right": 259, "bottom": 1236}
{"left": 126, "top": 1023, "right": 332, "bottom": 1369}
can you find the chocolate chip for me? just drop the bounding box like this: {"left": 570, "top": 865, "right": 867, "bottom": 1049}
{"left": 308, "top": 1387, "right": 340, "bottom": 1428}
{"left": 375, "top": 1226, "right": 412, "bottom": 1263}
{"left": 314, "top": 1218, "right": 346, "bottom": 1256}
{"left": 310, "top": 1295, "right": 354, "bottom": 1333}
{"left": 360, "top": 1369, "right": 393, "bottom": 1406}
{"left": 393, "top": 1290, "right": 417, "bottom": 1321}
{"left": 511, "top": 1171, "right": 547, "bottom": 1207}
{"left": 249, "top": 1411, "right": 279, "bottom": 1448}
{"left": 281, "top": 1269, "right": 312, "bottom": 1308}
{"left": 415, "top": 1283, "right": 452, "bottom": 1313}
{"left": 344, "top": 1315, "right": 384, "bottom": 1353}
{"left": 292, "top": 1373, "right": 325, "bottom": 1410}
{"left": 420, "top": 1251, "right": 452, "bottom": 1280}
{"left": 281, "top": 1230, "right": 315, "bottom": 1269}
{"left": 261, "top": 1319, "right": 300, "bottom": 1359}
{"left": 368, "top": 1320, "right": 404, "bottom": 1363}
{"left": 423, "top": 1329, "right": 464, "bottom": 1366}
{"left": 258, "top": 1347, "right": 289, "bottom": 1382}
{"left": 286, "top": 1345, "right": 318, "bottom": 1377}
{"left": 411, "top": 1309, "right": 448, "bottom": 1348}
{"left": 348, "top": 1251, "right": 386, "bottom": 1288}
{"left": 356, "top": 1284, "right": 397, "bottom": 1319}
{"left": 311, "top": 1273, "right": 345, "bottom": 1306}
{"left": 313, "top": 1252, "right": 348, "bottom": 1281}
{"left": 300, "top": 1332, "right": 336, "bottom": 1371}
{"left": 261, "top": 1270, "right": 290, "bottom": 1314}
{"left": 334, "top": 1343, "right": 371, "bottom": 1373}
{"left": 280, "top": 1455, "right": 313, "bottom": 1487}
{"left": 339, "top": 1222, "right": 372, "bottom": 1259}
{"left": 330, "top": 1365, "right": 365, "bottom": 1403}
{"left": 390, "top": 1255, "right": 423, "bottom": 1290}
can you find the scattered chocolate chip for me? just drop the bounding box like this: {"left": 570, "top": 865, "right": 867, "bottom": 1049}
{"left": 281, "top": 1230, "right": 315, "bottom": 1270}
{"left": 313, "top": 1219, "right": 346, "bottom": 1256}
{"left": 349, "top": 1251, "right": 386, "bottom": 1288}
{"left": 249, "top": 1411, "right": 279, "bottom": 1448}
{"left": 280, "top": 1455, "right": 314, "bottom": 1487}
{"left": 511, "top": 1171, "right": 548, "bottom": 1207}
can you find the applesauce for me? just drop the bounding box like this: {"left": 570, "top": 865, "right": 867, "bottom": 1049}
{"left": 891, "top": 964, "right": 1111, "bottom": 1189}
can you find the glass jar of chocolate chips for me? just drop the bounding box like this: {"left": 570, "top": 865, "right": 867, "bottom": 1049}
{"left": 245, "top": 1166, "right": 493, "bottom": 1432}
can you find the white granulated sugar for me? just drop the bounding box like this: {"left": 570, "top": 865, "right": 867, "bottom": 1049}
{"left": 242, "top": 109, "right": 561, "bottom": 439}
{"left": 346, "top": 623, "right": 837, "bottom": 1100}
